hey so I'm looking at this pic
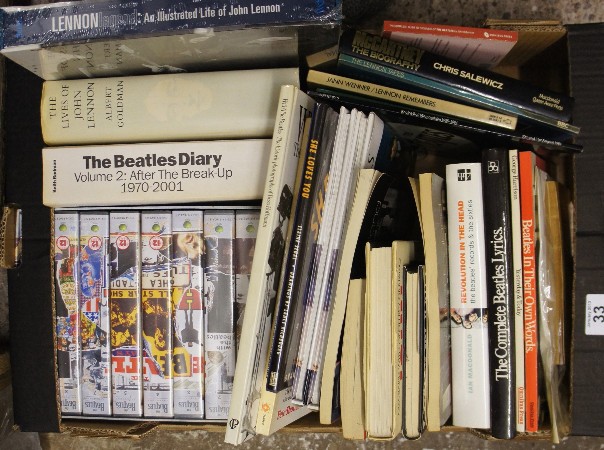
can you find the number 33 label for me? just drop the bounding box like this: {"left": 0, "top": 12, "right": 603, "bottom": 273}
{"left": 586, "top": 294, "right": 604, "bottom": 335}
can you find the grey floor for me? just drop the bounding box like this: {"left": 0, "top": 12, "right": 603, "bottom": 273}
{"left": 2, "top": 1, "right": 604, "bottom": 449}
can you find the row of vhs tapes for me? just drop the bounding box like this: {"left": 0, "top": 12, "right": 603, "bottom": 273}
{"left": 53, "top": 208, "right": 259, "bottom": 420}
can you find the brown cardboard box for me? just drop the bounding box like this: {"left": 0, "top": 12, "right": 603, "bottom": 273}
{"left": 1, "top": 20, "right": 594, "bottom": 442}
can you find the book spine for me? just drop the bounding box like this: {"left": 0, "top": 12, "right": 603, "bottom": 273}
{"left": 141, "top": 212, "right": 173, "bottom": 418}
{"left": 109, "top": 211, "right": 143, "bottom": 417}
{"left": 40, "top": 67, "right": 300, "bottom": 145}
{"left": 54, "top": 212, "right": 82, "bottom": 416}
{"left": 307, "top": 70, "right": 517, "bottom": 131}
{"left": 445, "top": 163, "right": 490, "bottom": 429}
{"left": 79, "top": 212, "right": 112, "bottom": 416}
{"left": 0, "top": 0, "right": 342, "bottom": 48}
{"left": 508, "top": 150, "right": 526, "bottom": 433}
{"left": 339, "top": 29, "right": 573, "bottom": 121}
{"left": 255, "top": 386, "right": 309, "bottom": 436}
{"left": 204, "top": 211, "right": 235, "bottom": 420}
{"left": 308, "top": 88, "right": 582, "bottom": 152}
{"left": 42, "top": 140, "right": 272, "bottom": 207}
{"left": 518, "top": 151, "right": 539, "bottom": 432}
{"left": 234, "top": 211, "right": 260, "bottom": 352}
{"left": 172, "top": 210, "right": 205, "bottom": 419}
{"left": 265, "top": 102, "right": 337, "bottom": 393}
{"left": 225, "top": 85, "right": 313, "bottom": 446}
{"left": 336, "top": 52, "right": 580, "bottom": 136}
{"left": 482, "top": 147, "right": 516, "bottom": 439}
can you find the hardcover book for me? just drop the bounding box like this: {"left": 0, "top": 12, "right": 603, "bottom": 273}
{"left": 109, "top": 211, "right": 143, "bottom": 417}
{"left": 0, "top": 0, "right": 342, "bottom": 49}
{"left": 338, "top": 29, "right": 573, "bottom": 122}
{"left": 445, "top": 163, "right": 490, "bottom": 429}
{"left": 481, "top": 147, "right": 516, "bottom": 439}
{"left": 54, "top": 212, "right": 82, "bottom": 416}
{"left": 172, "top": 210, "right": 205, "bottom": 419}
{"left": 42, "top": 139, "right": 272, "bottom": 207}
{"left": 225, "top": 85, "right": 313, "bottom": 446}
{"left": 141, "top": 212, "right": 173, "bottom": 418}
{"left": 204, "top": 211, "right": 236, "bottom": 420}
{"left": 79, "top": 212, "right": 112, "bottom": 416}
{"left": 2, "top": 26, "right": 301, "bottom": 81}
{"left": 40, "top": 67, "right": 300, "bottom": 145}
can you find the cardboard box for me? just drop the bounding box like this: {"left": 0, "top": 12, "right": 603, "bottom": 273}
{"left": 567, "top": 23, "right": 604, "bottom": 437}
{"left": 0, "top": 20, "right": 597, "bottom": 441}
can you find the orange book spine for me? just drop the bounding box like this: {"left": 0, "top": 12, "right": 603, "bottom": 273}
{"left": 518, "top": 151, "right": 538, "bottom": 432}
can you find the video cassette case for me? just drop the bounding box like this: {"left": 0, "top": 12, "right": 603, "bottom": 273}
{"left": 109, "top": 211, "right": 143, "bottom": 417}
{"left": 54, "top": 212, "right": 82, "bottom": 415}
{"left": 141, "top": 212, "right": 174, "bottom": 418}
{"left": 204, "top": 210, "right": 236, "bottom": 420}
{"left": 79, "top": 212, "right": 112, "bottom": 416}
{"left": 234, "top": 210, "right": 260, "bottom": 352}
{"left": 172, "top": 210, "right": 205, "bottom": 419}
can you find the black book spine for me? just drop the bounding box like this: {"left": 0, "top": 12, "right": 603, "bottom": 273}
{"left": 265, "top": 102, "right": 337, "bottom": 392}
{"left": 338, "top": 29, "right": 573, "bottom": 122}
{"left": 481, "top": 147, "right": 516, "bottom": 439}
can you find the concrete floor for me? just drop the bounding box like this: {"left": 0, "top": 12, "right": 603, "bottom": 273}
{"left": 2, "top": 1, "right": 604, "bottom": 449}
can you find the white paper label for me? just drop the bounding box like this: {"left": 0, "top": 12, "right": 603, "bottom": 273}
{"left": 585, "top": 294, "right": 604, "bottom": 335}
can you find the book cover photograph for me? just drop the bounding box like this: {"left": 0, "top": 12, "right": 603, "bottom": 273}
{"left": 79, "top": 212, "right": 112, "bottom": 416}
{"left": 172, "top": 211, "right": 205, "bottom": 419}
{"left": 54, "top": 212, "right": 82, "bottom": 416}
{"left": 109, "top": 211, "right": 143, "bottom": 417}
{"left": 204, "top": 211, "right": 236, "bottom": 420}
{"left": 141, "top": 212, "right": 173, "bottom": 418}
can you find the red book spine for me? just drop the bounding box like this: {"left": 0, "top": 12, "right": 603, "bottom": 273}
{"left": 518, "top": 151, "right": 538, "bottom": 432}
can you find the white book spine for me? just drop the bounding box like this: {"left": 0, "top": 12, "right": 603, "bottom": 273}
{"left": 79, "top": 212, "right": 112, "bottom": 416}
{"left": 40, "top": 67, "right": 300, "bottom": 145}
{"left": 54, "top": 212, "right": 82, "bottom": 416}
{"left": 141, "top": 212, "right": 173, "bottom": 418}
{"left": 42, "top": 139, "right": 271, "bottom": 207}
{"left": 110, "top": 211, "right": 143, "bottom": 417}
{"left": 508, "top": 150, "right": 526, "bottom": 432}
{"left": 204, "top": 211, "right": 235, "bottom": 420}
{"left": 225, "top": 86, "right": 313, "bottom": 445}
{"left": 172, "top": 210, "right": 205, "bottom": 419}
{"left": 445, "top": 163, "right": 491, "bottom": 429}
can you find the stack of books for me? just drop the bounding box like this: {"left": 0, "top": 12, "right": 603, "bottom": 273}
{"left": 1, "top": 4, "right": 576, "bottom": 445}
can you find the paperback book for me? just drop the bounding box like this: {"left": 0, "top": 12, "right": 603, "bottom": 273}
{"left": 141, "top": 212, "right": 173, "bottom": 418}
{"left": 481, "top": 147, "right": 516, "bottom": 439}
{"left": 225, "top": 85, "right": 313, "bottom": 446}
{"left": 109, "top": 211, "right": 143, "bottom": 417}
{"left": 338, "top": 29, "right": 573, "bottom": 122}
{"left": 445, "top": 163, "right": 490, "bottom": 429}
{"left": 172, "top": 210, "right": 205, "bottom": 419}
{"left": 54, "top": 212, "right": 82, "bottom": 416}
{"left": 79, "top": 212, "right": 112, "bottom": 416}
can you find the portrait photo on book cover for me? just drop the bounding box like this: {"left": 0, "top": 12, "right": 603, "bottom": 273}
{"left": 450, "top": 307, "right": 488, "bottom": 329}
